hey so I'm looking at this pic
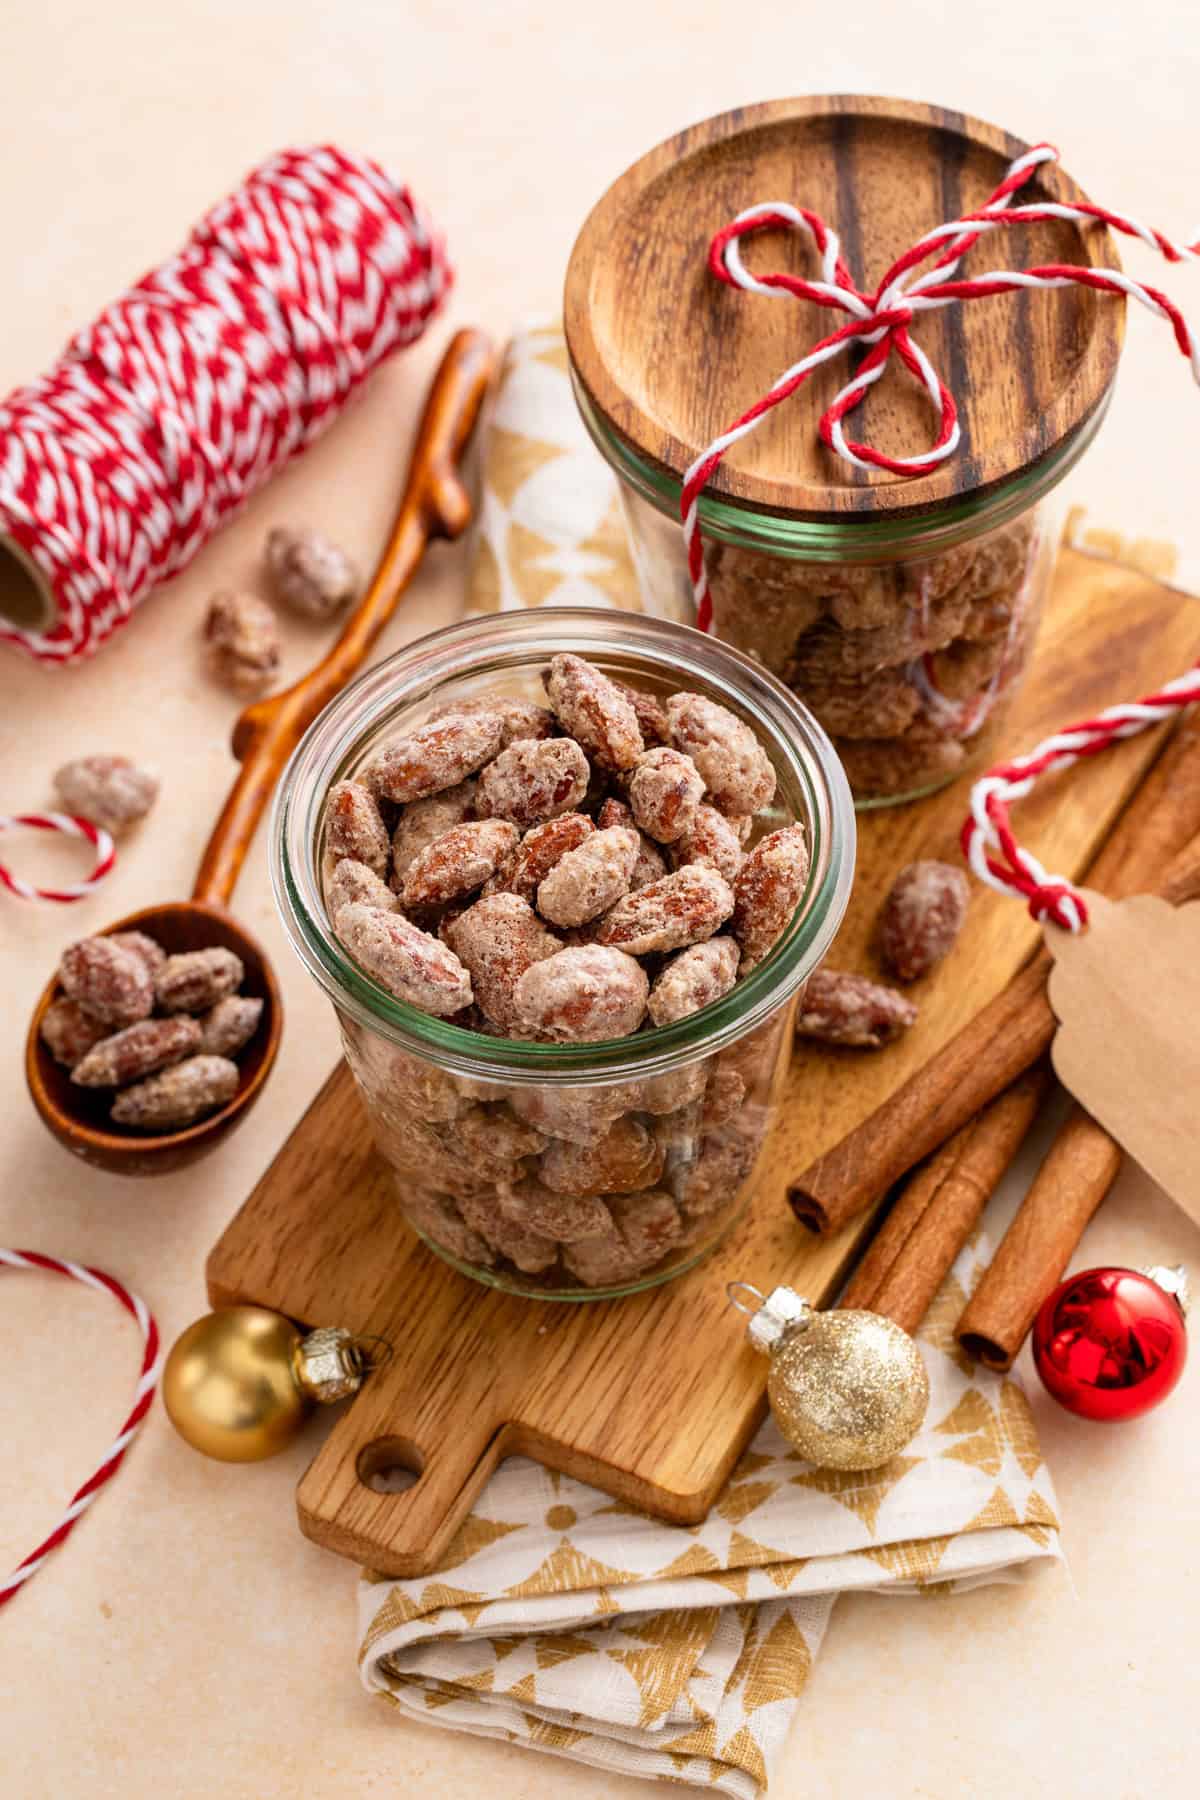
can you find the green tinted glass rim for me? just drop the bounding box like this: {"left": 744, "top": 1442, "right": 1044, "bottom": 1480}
{"left": 271, "top": 608, "right": 856, "bottom": 1084}
{"left": 571, "top": 369, "right": 1112, "bottom": 561}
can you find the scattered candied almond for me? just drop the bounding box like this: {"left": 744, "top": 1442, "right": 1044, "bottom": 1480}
{"left": 731, "top": 824, "right": 810, "bottom": 970}
{"left": 52, "top": 755, "right": 158, "bottom": 836}
{"left": 335, "top": 903, "right": 473, "bottom": 1016}
{"left": 364, "top": 712, "right": 505, "bottom": 803}
{"left": 627, "top": 746, "right": 705, "bottom": 844}
{"left": 475, "top": 737, "right": 590, "bottom": 827}
{"left": 665, "top": 691, "right": 776, "bottom": 816}
{"left": 544, "top": 653, "right": 643, "bottom": 771}
{"left": 647, "top": 936, "right": 741, "bottom": 1026}
{"left": 536, "top": 826, "right": 639, "bottom": 928}
{"left": 794, "top": 969, "right": 917, "bottom": 1047}
{"left": 595, "top": 864, "right": 734, "bottom": 956}
{"left": 326, "top": 780, "right": 390, "bottom": 877}
{"left": 204, "top": 591, "right": 281, "bottom": 695}
{"left": 266, "top": 525, "right": 359, "bottom": 618}
{"left": 879, "top": 858, "right": 970, "bottom": 981}
{"left": 513, "top": 944, "right": 648, "bottom": 1042}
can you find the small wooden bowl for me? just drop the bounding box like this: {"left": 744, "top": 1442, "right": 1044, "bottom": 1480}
{"left": 26, "top": 903, "right": 283, "bottom": 1177}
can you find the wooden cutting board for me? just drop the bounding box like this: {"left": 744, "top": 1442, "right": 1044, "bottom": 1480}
{"left": 208, "top": 544, "right": 1200, "bottom": 1576}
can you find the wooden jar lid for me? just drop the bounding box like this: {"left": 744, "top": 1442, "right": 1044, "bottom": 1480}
{"left": 565, "top": 97, "right": 1124, "bottom": 521}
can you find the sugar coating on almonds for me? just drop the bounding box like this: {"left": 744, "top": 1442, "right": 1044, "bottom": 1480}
{"left": 498, "top": 1177, "right": 612, "bottom": 1242}
{"left": 326, "top": 781, "right": 390, "bottom": 877}
{"left": 108, "top": 931, "right": 168, "bottom": 977}
{"left": 266, "top": 525, "right": 358, "bottom": 618}
{"left": 327, "top": 857, "right": 398, "bottom": 917}
{"left": 538, "top": 1116, "right": 664, "bottom": 1197}
{"left": 671, "top": 804, "right": 745, "bottom": 882}
{"left": 53, "top": 755, "right": 158, "bottom": 836}
{"left": 507, "top": 1081, "right": 635, "bottom": 1145}
{"left": 199, "top": 995, "right": 264, "bottom": 1058}
{"left": 794, "top": 968, "right": 917, "bottom": 1047}
{"left": 39, "top": 998, "right": 110, "bottom": 1067}
{"left": 665, "top": 692, "right": 776, "bottom": 816}
{"left": 204, "top": 591, "right": 281, "bottom": 695}
{"left": 59, "top": 937, "right": 154, "bottom": 1028}
{"left": 483, "top": 812, "right": 594, "bottom": 903}
{"left": 648, "top": 936, "right": 741, "bottom": 1026}
{"left": 596, "top": 798, "right": 667, "bottom": 889}
{"left": 443, "top": 893, "right": 562, "bottom": 1031}
{"left": 595, "top": 864, "right": 734, "bottom": 956}
{"left": 71, "top": 1015, "right": 201, "bottom": 1088}
{"left": 430, "top": 692, "right": 557, "bottom": 746}
{"left": 111, "top": 1054, "right": 239, "bottom": 1129}
{"left": 155, "top": 948, "right": 244, "bottom": 1015}
{"left": 563, "top": 1190, "right": 683, "bottom": 1287}
{"left": 513, "top": 944, "right": 648, "bottom": 1042}
{"left": 544, "top": 653, "right": 642, "bottom": 772}
{"left": 536, "top": 827, "right": 639, "bottom": 927}
{"left": 475, "top": 737, "right": 590, "bottom": 827}
{"left": 457, "top": 1190, "right": 558, "bottom": 1273}
{"left": 336, "top": 904, "right": 473, "bottom": 1016}
{"left": 364, "top": 711, "right": 505, "bottom": 803}
{"left": 612, "top": 680, "right": 669, "bottom": 747}
{"left": 456, "top": 1105, "right": 547, "bottom": 1163}
{"left": 402, "top": 820, "right": 520, "bottom": 909}
{"left": 390, "top": 781, "right": 477, "bottom": 885}
{"left": 731, "top": 824, "right": 810, "bottom": 970}
{"left": 627, "top": 747, "right": 705, "bottom": 844}
{"left": 879, "top": 859, "right": 970, "bottom": 982}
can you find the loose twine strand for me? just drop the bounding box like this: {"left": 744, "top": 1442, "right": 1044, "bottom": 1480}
{"left": 0, "top": 812, "right": 116, "bottom": 903}
{"left": 0, "top": 1251, "right": 160, "bottom": 1609}
{"left": 680, "top": 143, "right": 1200, "bottom": 928}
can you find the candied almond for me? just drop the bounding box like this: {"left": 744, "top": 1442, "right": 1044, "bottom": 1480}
{"left": 457, "top": 1189, "right": 559, "bottom": 1273}
{"left": 647, "top": 936, "right": 741, "bottom": 1026}
{"left": 198, "top": 995, "right": 264, "bottom": 1058}
{"left": 563, "top": 1190, "right": 683, "bottom": 1287}
{"left": 401, "top": 819, "right": 520, "bottom": 909}
{"left": 665, "top": 692, "right": 776, "bottom": 816}
{"left": 443, "top": 893, "right": 562, "bottom": 1030}
{"left": 612, "top": 680, "right": 669, "bottom": 747}
{"left": 475, "top": 737, "right": 590, "bottom": 827}
{"left": 595, "top": 799, "right": 666, "bottom": 889}
{"left": 390, "top": 781, "right": 478, "bottom": 885}
{"left": 72, "top": 1016, "right": 202, "bottom": 1088}
{"left": 204, "top": 591, "right": 281, "bottom": 696}
{"left": 731, "top": 824, "right": 810, "bottom": 970}
{"left": 59, "top": 937, "right": 154, "bottom": 1028}
{"left": 111, "top": 1055, "right": 239, "bottom": 1130}
{"left": 539, "top": 1116, "right": 664, "bottom": 1197}
{"left": 483, "top": 813, "right": 594, "bottom": 903}
{"left": 507, "top": 1082, "right": 635, "bottom": 1145}
{"left": 266, "top": 525, "right": 358, "bottom": 618}
{"left": 364, "top": 712, "right": 505, "bottom": 803}
{"left": 327, "top": 857, "right": 398, "bottom": 917}
{"left": 335, "top": 904, "right": 473, "bottom": 1017}
{"left": 155, "top": 948, "right": 244, "bottom": 1015}
{"left": 794, "top": 969, "right": 917, "bottom": 1047}
{"left": 627, "top": 746, "right": 705, "bottom": 844}
{"left": 879, "top": 859, "right": 970, "bottom": 982}
{"left": 52, "top": 755, "right": 158, "bottom": 836}
{"left": 513, "top": 944, "right": 648, "bottom": 1042}
{"left": 456, "top": 1105, "right": 547, "bottom": 1163}
{"left": 544, "top": 653, "right": 643, "bottom": 772}
{"left": 430, "top": 692, "right": 557, "bottom": 746}
{"left": 595, "top": 864, "right": 734, "bottom": 956}
{"left": 536, "top": 827, "right": 639, "bottom": 928}
{"left": 498, "top": 1177, "right": 612, "bottom": 1242}
{"left": 39, "top": 998, "right": 110, "bottom": 1068}
{"left": 402, "top": 1190, "right": 494, "bottom": 1266}
{"left": 671, "top": 804, "right": 745, "bottom": 882}
{"left": 108, "top": 931, "right": 167, "bottom": 977}
{"left": 326, "top": 780, "right": 390, "bottom": 877}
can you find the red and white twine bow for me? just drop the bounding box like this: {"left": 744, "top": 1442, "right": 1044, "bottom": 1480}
{"left": 0, "top": 1250, "right": 160, "bottom": 1610}
{"left": 962, "top": 664, "right": 1200, "bottom": 931}
{"left": 0, "top": 812, "right": 116, "bottom": 903}
{"left": 682, "top": 143, "right": 1200, "bottom": 630}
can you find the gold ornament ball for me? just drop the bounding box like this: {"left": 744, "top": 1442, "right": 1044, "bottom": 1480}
{"left": 768, "top": 1309, "right": 930, "bottom": 1471}
{"left": 163, "top": 1306, "right": 310, "bottom": 1462}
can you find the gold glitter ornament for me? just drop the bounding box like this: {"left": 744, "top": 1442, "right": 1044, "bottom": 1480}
{"left": 732, "top": 1284, "right": 929, "bottom": 1470}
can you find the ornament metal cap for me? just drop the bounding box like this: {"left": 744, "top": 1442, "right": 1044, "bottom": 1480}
{"left": 293, "top": 1326, "right": 367, "bottom": 1403}
{"left": 727, "top": 1282, "right": 813, "bottom": 1353}
{"left": 1142, "top": 1264, "right": 1190, "bottom": 1318}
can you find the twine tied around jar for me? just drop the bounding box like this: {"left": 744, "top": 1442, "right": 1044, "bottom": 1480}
{"left": 681, "top": 143, "right": 1200, "bottom": 632}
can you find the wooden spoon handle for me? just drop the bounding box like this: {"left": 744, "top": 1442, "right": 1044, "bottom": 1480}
{"left": 192, "top": 328, "right": 496, "bottom": 909}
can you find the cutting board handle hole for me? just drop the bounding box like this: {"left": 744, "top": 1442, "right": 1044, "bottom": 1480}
{"left": 357, "top": 1436, "right": 424, "bottom": 1495}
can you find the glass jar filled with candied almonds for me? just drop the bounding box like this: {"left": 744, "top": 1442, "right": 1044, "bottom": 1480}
{"left": 564, "top": 96, "right": 1122, "bottom": 805}
{"left": 272, "top": 609, "right": 854, "bottom": 1300}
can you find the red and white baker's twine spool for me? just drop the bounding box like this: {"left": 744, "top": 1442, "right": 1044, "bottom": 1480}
{"left": 962, "top": 664, "right": 1200, "bottom": 931}
{"left": 682, "top": 143, "right": 1200, "bottom": 633}
{"left": 0, "top": 145, "right": 450, "bottom": 665}
{"left": 0, "top": 1250, "right": 159, "bottom": 1610}
{"left": 0, "top": 811, "right": 116, "bottom": 903}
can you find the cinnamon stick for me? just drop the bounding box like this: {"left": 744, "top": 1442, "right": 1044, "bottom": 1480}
{"left": 788, "top": 716, "right": 1200, "bottom": 1237}
{"left": 955, "top": 1102, "right": 1123, "bottom": 1369}
{"left": 841, "top": 1065, "right": 1050, "bottom": 1334}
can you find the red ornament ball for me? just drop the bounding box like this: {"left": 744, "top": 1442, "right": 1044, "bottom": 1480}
{"left": 1032, "top": 1266, "right": 1188, "bottom": 1422}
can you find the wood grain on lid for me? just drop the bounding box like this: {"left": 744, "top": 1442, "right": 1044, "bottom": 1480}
{"left": 564, "top": 96, "right": 1124, "bottom": 520}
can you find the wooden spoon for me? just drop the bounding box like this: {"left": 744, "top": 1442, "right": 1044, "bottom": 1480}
{"left": 26, "top": 328, "right": 496, "bottom": 1177}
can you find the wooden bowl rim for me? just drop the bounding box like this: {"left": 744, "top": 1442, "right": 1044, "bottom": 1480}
{"left": 564, "top": 93, "right": 1126, "bottom": 520}
{"left": 25, "top": 900, "right": 283, "bottom": 1157}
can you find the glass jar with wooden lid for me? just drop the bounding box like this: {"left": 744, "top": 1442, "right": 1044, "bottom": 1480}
{"left": 565, "top": 96, "right": 1123, "bottom": 805}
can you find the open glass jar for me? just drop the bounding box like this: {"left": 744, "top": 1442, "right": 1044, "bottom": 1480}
{"left": 272, "top": 609, "right": 855, "bottom": 1300}
{"left": 565, "top": 96, "right": 1122, "bottom": 806}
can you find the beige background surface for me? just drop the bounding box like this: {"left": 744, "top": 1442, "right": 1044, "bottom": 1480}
{"left": 2, "top": 4, "right": 1199, "bottom": 1796}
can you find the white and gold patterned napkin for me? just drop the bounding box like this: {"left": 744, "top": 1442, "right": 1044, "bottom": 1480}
{"left": 359, "top": 1232, "right": 1060, "bottom": 1797}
